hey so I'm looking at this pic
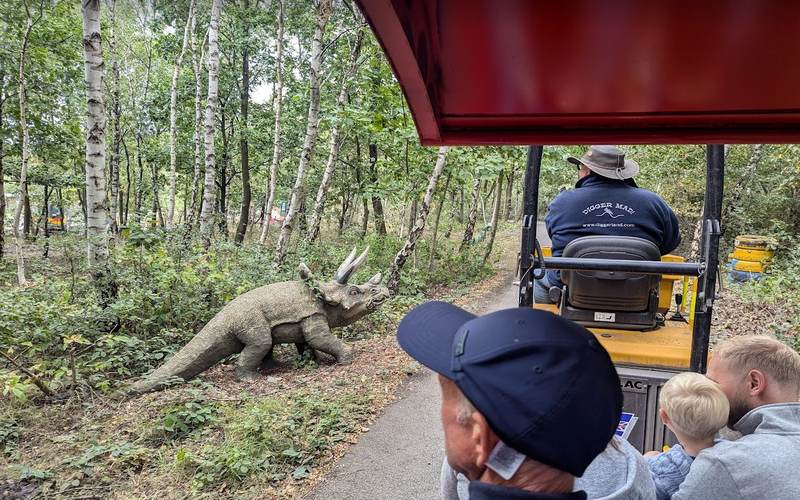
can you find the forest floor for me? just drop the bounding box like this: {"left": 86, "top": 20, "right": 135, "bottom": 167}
{"left": 0, "top": 229, "right": 520, "bottom": 499}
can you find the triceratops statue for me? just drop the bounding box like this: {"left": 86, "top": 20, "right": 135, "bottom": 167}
{"left": 131, "top": 247, "right": 389, "bottom": 393}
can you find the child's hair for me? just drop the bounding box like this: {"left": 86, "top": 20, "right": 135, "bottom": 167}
{"left": 660, "top": 372, "right": 729, "bottom": 440}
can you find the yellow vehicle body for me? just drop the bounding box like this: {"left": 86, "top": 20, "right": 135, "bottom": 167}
{"left": 536, "top": 249, "right": 697, "bottom": 370}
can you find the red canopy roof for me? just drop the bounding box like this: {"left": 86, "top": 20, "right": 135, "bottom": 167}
{"left": 356, "top": 0, "right": 800, "bottom": 145}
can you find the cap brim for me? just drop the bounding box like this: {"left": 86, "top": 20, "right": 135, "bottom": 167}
{"left": 397, "top": 301, "right": 476, "bottom": 378}
{"left": 566, "top": 156, "right": 583, "bottom": 167}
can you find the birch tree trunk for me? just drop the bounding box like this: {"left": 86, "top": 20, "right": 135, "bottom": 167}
{"left": 167, "top": 0, "right": 196, "bottom": 229}
{"left": 306, "top": 28, "right": 363, "bottom": 243}
{"left": 504, "top": 170, "right": 514, "bottom": 220}
{"left": 234, "top": 0, "right": 251, "bottom": 245}
{"left": 427, "top": 172, "right": 451, "bottom": 272}
{"left": 369, "top": 143, "right": 387, "bottom": 236}
{"left": 107, "top": 0, "right": 121, "bottom": 233}
{"left": 274, "top": 0, "right": 331, "bottom": 265}
{"left": 460, "top": 177, "right": 481, "bottom": 251}
{"left": 387, "top": 147, "right": 449, "bottom": 294}
{"left": 13, "top": 8, "right": 38, "bottom": 286}
{"left": 82, "top": 0, "right": 110, "bottom": 269}
{"left": 483, "top": 171, "right": 504, "bottom": 264}
{"left": 258, "top": 0, "right": 284, "bottom": 245}
{"left": 0, "top": 72, "right": 5, "bottom": 259}
{"left": 188, "top": 10, "right": 203, "bottom": 226}
{"left": 199, "top": 0, "right": 222, "bottom": 244}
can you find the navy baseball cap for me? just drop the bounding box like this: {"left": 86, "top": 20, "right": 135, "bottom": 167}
{"left": 397, "top": 301, "right": 623, "bottom": 477}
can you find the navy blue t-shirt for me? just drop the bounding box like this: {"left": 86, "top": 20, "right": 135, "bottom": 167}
{"left": 543, "top": 174, "right": 681, "bottom": 287}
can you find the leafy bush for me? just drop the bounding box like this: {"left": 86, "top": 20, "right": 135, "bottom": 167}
{"left": 0, "top": 417, "right": 19, "bottom": 456}
{"left": 179, "top": 389, "right": 371, "bottom": 490}
{"left": 159, "top": 398, "right": 219, "bottom": 439}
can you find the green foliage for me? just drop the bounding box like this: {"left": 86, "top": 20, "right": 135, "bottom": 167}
{"left": 178, "top": 389, "right": 370, "bottom": 491}
{"left": 0, "top": 417, "right": 19, "bottom": 456}
{"left": 727, "top": 240, "right": 800, "bottom": 352}
{"left": 159, "top": 397, "right": 219, "bottom": 438}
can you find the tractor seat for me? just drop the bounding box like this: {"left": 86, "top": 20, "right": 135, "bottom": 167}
{"left": 559, "top": 236, "right": 661, "bottom": 330}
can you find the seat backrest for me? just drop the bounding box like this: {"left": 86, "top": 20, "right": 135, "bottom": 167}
{"left": 562, "top": 236, "right": 661, "bottom": 312}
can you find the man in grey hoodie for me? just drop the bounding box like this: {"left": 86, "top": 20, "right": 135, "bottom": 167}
{"left": 673, "top": 335, "right": 800, "bottom": 500}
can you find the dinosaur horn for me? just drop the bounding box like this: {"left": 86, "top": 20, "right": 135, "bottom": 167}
{"left": 334, "top": 246, "right": 369, "bottom": 284}
{"left": 334, "top": 247, "right": 358, "bottom": 283}
{"left": 368, "top": 272, "right": 382, "bottom": 285}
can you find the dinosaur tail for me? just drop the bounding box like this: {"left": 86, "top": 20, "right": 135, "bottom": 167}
{"left": 129, "top": 316, "right": 241, "bottom": 393}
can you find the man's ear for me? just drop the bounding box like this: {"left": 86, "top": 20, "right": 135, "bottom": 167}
{"left": 747, "top": 369, "right": 768, "bottom": 398}
{"left": 469, "top": 411, "right": 499, "bottom": 469}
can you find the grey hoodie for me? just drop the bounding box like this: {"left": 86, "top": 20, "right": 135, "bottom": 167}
{"left": 672, "top": 402, "right": 800, "bottom": 500}
{"left": 441, "top": 437, "right": 656, "bottom": 500}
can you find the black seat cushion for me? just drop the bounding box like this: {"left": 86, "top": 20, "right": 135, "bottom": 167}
{"left": 562, "top": 236, "right": 660, "bottom": 312}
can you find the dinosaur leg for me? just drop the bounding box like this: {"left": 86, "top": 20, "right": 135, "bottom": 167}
{"left": 235, "top": 323, "right": 273, "bottom": 381}
{"left": 259, "top": 346, "right": 277, "bottom": 370}
{"left": 300, "top": 314, "right": 353, "bottom": 365}
{"left": 294, "top": 342, "right": 321, "bottom": 362}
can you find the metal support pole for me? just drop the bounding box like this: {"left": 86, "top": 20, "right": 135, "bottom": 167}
{"left": 690, "top": 144, "right": 725, "bottom": 373}
{"left": 519, "top": 146, "right": 543, "bottom": 307}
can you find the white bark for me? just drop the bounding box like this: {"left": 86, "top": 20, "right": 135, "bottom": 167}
{"left": 188, "top": 10, "right": 203, "bottom": 226}
{"left": 306, "top": 28, "right": 363, "bottom": 243}
{"left": 483, "top": 171, "right": 504, "bottom": 264}
{"left": 259, "top": 0, "right": 285, "bottom": 245}
{"left": 82, "top": 0, "right": 110, "bottom": 266}
{"left": 13, "top": 9, "right": 38, "bottom": 286}
{"left": 167, "top": 0, "right": 196, "bottom": 229}
{"left": 199, "top": 0, "right": 222, "bottom": 242}
{"left": 387, "top": 147, "right": 449, "bottom": 294}
{"left": 273, "top": 0, "right": 331, "bottom": 264}
{"left": 460, "top": 177, "right": 481, "bottom": 251}
{"left": 107, "top": 0, "right": 121, "bottom": 233}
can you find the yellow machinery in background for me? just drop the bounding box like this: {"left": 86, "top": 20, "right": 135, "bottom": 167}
{"left": 728, "top": 235, "right": 777, "bottom": 282}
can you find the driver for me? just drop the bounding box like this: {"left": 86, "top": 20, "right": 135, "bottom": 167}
{"left": 536, "top": 145, "right": 681, "bottom": 303}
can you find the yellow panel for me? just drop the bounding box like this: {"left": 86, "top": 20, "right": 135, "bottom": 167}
{"left": 733, "top": 260, "right": 765, "bottom": 272}
{"left": 542, "top": 246, "right": 552, "bottom": 257}
{"left": 730, "top": 248, "right": 774, "bottom": 262}
{"left": 533, "top": 303, "right": 694, "bottom": 370}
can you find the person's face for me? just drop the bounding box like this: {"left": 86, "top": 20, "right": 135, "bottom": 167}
{"left": 438, "top": 375, "right": 487, "bottom": 480}
{"left": 577, "top": 164, "right": 591, "bottom": 179}
{"left": 706, "top": 356, "right": 753, "bottom": 428}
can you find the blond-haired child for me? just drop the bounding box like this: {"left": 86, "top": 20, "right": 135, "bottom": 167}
{"left": 646, "top": 372, "right": 729, "bottom": 500}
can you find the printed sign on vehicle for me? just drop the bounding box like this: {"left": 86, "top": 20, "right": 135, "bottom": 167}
{"left": 594, "top": 311, "right": 615, "bottom": 322}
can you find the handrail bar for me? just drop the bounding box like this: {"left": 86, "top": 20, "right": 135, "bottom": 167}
{"left": 538, "top": 257, "right": 703, "bottom": 277}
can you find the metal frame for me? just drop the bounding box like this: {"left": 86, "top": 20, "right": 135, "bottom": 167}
{"left": 518, "top": 146, "right": 543, "bottom": 307}
{"left": 518, "top": 144, "right": 725, "bottom": 373}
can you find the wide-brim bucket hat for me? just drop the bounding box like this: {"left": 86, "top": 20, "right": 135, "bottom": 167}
{"left": 567, "top": 145, "right": 639, "bottom": 180}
